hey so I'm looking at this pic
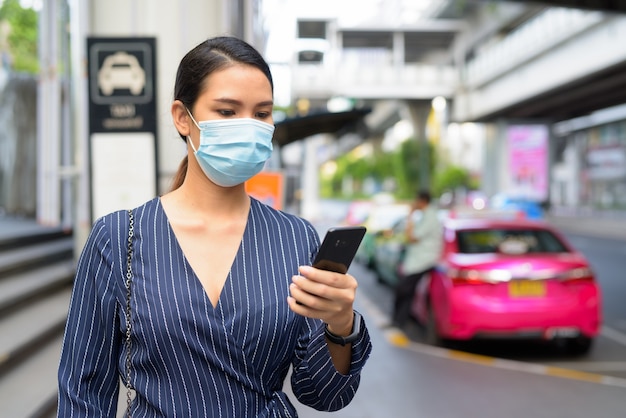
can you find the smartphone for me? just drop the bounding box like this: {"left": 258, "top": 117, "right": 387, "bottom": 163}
{"left": 312, "top": 226, "right": 367, "bottom": 274}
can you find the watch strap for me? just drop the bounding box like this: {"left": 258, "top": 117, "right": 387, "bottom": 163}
{"left": 324, "top": 311, "right": 362, "bottom": 346}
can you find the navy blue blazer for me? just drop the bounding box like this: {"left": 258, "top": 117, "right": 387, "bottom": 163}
{"left": 58, "top": 197, "right": 371, "bottom": 417}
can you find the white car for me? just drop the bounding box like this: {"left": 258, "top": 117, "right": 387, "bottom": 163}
{"left": 98, "top": 51, "right": 146, "bottom": 96}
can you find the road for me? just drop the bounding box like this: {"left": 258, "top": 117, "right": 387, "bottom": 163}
{"left": 564, "top": 232, "right": 626, "bottom": 323}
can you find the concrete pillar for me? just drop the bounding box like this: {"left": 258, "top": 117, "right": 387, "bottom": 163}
{"left": 482, "top": 122, "right": 504, "bottom": 198}
{"left": 69, "top": 0, "right": 90, "bottom": 251}
{"left": 392, "top": 31, "right": 404, "bottom": 69}
{"left": 405, "top": 100, "right": 431, "bottom": 189}
{"left": 300, "top": 135, "right": 323, "bottom": 221}
{"left": 37, "top": 0, "right": 61, "bottom": 226}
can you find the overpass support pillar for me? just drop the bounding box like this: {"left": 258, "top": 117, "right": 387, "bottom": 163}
{"left": 405, "top": 100, "right": 432, "bottom": 190}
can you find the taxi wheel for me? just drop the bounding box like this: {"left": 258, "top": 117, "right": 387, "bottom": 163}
{"left": 425, "top": 304, "right": 443, "bottom": 347}
{"left": 565, "top": 336, "right": 593, "bottom": 356}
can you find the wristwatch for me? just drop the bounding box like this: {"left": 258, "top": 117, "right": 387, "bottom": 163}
{"left": 324, "top": 311, "right": 362, "bottom": 346}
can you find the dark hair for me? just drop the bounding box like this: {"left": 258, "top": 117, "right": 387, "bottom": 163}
{"left": 417, "top": 189, "right": 431, "bottom": 203}
{"left": 170, "top": 36, "right": 274, "bottom": 190}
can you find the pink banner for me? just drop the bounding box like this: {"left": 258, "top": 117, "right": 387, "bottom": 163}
{"left": 507, "top": 125, "right": 548, "bottom": 201}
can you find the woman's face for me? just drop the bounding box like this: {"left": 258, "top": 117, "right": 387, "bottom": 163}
{"left": 191, "top": 64, "right": 274, "bottom": 125}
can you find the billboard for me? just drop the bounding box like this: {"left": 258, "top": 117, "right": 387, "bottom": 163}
{"left": 506, "top": 125, "right": 548, "bottom": 201}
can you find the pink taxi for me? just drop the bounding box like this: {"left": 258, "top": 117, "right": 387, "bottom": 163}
{"left": 412, "top": 217, "right": 601, "bottom": 354}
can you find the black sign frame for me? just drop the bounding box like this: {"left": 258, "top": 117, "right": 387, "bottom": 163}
{"left": 87, "top": 37, "right": 157, "bottom": 134}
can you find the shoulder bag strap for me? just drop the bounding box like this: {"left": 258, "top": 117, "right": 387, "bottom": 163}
{"left": 125, "top": 209, "right": 134, "bottom": 417}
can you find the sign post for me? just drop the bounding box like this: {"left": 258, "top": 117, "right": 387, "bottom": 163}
{"left": 87, "top": 37, "right": 158, "bottom": 221}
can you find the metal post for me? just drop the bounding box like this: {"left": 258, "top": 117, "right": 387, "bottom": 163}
{"left": 406, "top": 101, "right": 431, "bottom": 190}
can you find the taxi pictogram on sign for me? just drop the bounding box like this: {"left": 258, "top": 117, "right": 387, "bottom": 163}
{"left": 97, "top": 51, "right": 146, "bottom": 96}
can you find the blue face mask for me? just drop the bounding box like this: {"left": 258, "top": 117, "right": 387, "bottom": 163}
{"left": 186, "top": 109, "right": 274, "bottom": 187}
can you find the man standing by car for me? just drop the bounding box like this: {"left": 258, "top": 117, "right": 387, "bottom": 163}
{"left": 392, "top": 190, "right": 443, "bottom": 328}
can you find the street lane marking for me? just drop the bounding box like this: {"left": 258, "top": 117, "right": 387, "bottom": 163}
{"left": 544, "top": 361, "right": 626, "bottom": 372}
{"left": 356, "top": 292, "right": 626, "bottom": 389}
{"left": 544, "top": 367, "right": 606, "bottom": 384}
{"left": 448, "top": 349, "right": 498, "bottom": 366}
{"left": 387, "top": 331, "right": 410, "bottom": 347}
{"left": 601, "top": 325, "right": 626, "bottom": 346}
{"left": 398, "top": 337, "right": 626, "bottom": 389}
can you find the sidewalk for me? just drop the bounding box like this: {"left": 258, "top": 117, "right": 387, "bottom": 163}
{"left": 546, "top": 209, "right": 626, "bottom": 241}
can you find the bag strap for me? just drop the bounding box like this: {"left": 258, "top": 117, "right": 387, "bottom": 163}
{"left": 125, "top": 209, "right": 134, "bottom": 417}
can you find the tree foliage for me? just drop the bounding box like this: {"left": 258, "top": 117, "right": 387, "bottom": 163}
{"left": 0, "top": 0, "right": 38, "bottom": 74}
{"left": 320, "top": 138, "right": 437, "bottom": 200}
{"left": 318, "top": 135, "right": 484, "bottom": 202}
{"left": 432, "top": 165, "right": 476, "bottom": 197}
{"left": 394, "top": 139, "right": 435, "bottom": 199}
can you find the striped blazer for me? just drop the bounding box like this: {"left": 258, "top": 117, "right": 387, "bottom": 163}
{"left": 58, "top": 197, "right": 372, "bottom": 417}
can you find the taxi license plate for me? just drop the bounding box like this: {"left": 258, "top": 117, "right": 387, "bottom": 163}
{"left": 509, "top": 280, "right": 546, "bottom": 297}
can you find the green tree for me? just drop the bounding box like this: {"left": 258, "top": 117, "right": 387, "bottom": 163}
{"left": 320, "top": 152, "right": 376, "bottom": 199}
{"left": 319, "top": 138, "right": 437, "bottom": 200}
{"left": 432, "top": 165, "right": 476, "bottom": 197}
{"left": 394, "top": 139, "right": 435, "bottom": 199}
{"left": 0, "top": 0, "right": 38, "bottom": 73}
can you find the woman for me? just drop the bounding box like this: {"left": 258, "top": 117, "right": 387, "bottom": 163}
{"left": 57, "top": 36, "right": 371, "bottom": 417}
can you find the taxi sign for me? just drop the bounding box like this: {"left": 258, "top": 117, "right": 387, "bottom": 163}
{"left": 87, "top": 37, "right": 157, "bottom": 133}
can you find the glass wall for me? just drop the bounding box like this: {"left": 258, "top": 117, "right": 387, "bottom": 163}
{"left": 553, "top": 119, "right": 626, "bottom": 211}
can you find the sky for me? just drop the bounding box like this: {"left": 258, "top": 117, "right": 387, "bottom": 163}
{"left": 17, "top": 0, "right": 42, "bottom": 10}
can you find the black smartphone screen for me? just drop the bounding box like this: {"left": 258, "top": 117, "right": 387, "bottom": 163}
{"left": 312, "top": 226, "right": 367, "bottom": 274}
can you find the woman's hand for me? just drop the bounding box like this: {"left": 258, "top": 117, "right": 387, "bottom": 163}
{"left": 287, "top": 265, "right": 356, "bottom": 336}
